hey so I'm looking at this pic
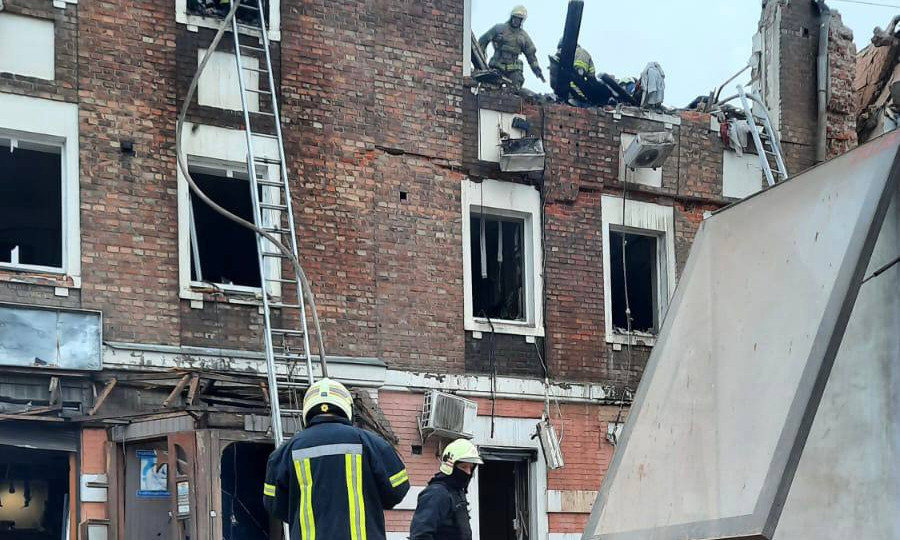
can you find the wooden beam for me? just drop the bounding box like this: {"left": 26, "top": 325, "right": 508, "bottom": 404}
{"left": 163, "top": 375, "right": 191, "bottom": 408}
{"left": 187, "top": 374, "right": 201, "bottom": 406}
{"left": 89, "top": 378, "right": 118, "bottom": 416}
{"left": 0, "top": 413, "right": 66, "bottom": 422}
{"left": 49, "top": 376, "right": 61, "bottom": 406}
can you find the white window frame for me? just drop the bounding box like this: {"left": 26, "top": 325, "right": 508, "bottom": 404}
{"left": 0, "top": 93, "right": 80, "bottom": 287}
{"left": 463, "top": 0, "right": 472, "bottom": 77}
{"left": 175, "top": 0, "right": 281, "bottom": 41}
{"left": 462, "top": 179, "right": 544, "bottom": 337}
{"left": 177, "top": 122, "right": 282, "bottom": 302}
{"left": 618, "top": 132, "right": 663, "bottom": 188}
{"left": 600, "top": 195, "right": 676, "bottom": 346}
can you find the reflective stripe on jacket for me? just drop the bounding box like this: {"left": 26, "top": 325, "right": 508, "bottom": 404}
{"left": 264, "top": 415, "right": 410, "bottom": 540}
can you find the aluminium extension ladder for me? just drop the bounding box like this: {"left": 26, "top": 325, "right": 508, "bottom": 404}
{"left": 230, "top": 0, "right": 315, "bottom": 447}
{"left": 737, "top": 85, "right": 789, "bottom": 186}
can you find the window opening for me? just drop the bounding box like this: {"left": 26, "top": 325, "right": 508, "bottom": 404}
{"left": 470, "top": 213, "right": 526, "bottom": 321}
{"left": 221, "top": 442, "right": 280, "bottom": 540}
{"left": 189, "top": 170, "right": 261, "bottom": 288}
{"left": 0, "top": 137, "right": 62, "bottom": 269}
{"left": 186, "top": 0, "right": 269, "bottom": 25}
{"left": 0, "top": 445, "right": 70, "bottom": 540}
{"left": 609, "top": 230, "right": 659, "bottom": 334}
{"left": 478, "top": 453, "right": 531, "bottom": 540}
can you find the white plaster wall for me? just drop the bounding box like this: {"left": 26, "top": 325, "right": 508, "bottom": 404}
{"left": 198, "top": 49, "right": 259, "bottom": 112}
{"left": 0, "top": 13, "right": 55, "bottom": 80}
{"left": 722, "top": 150, "right": 764, "bottom": 199}
{"left": 478, "top": 109, "right": 525, "bottom": 162}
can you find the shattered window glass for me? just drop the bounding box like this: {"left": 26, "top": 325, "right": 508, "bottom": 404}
{"left": 470, "top": 213, "right": 526, "bottom": 322}
{"left": 609, "top": 229, "right": 660, "bottom": 334}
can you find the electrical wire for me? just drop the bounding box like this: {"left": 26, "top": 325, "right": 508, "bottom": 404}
{"left": 829, "top": 0, "right": 900, "bottom": 8}
{"left": 175, "top": 0, "right": 328, "bottom": 376}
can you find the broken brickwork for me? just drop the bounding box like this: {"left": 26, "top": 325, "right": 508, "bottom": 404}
{"left": 827, "top": 13, "right": 859, "bottom": 158}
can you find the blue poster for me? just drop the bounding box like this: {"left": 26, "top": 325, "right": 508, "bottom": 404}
{"left": 137, "top": 450, "right": 169, "bottom": 498}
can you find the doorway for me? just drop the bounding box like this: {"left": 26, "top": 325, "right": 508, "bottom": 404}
{"left": 477, "top": 449, "right": 534, "bottom": 540}
{"left": 0, "top": 445, "right": 70, "bottom": 540}
{"left": 221, "top": 442, "right": 280, "bottom": 540}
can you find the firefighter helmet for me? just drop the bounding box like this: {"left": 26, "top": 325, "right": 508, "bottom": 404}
{"left": 510, "top": 5, "right": 528, "bottom": 20}
{"left": 439, "top": 439, "right": 484, "bottom": 475}
{"left": 302, "top": 378, "right": 354, "bottom": 425}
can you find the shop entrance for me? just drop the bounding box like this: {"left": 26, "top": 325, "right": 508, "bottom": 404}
{"left": 0, "top": 444, "right": 70, "bottom": 540}
{"left": 477, "top": 449, "right": 534, "bottom": 540}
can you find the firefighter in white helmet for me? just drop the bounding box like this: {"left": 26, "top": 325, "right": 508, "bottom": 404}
{"left": 263, "top": 378, "right": 410, "bottom": 540}
{"left": 409, "top": 438, "right": 484, "bottom": 539}
{"left": 478, "top": 5, "right": 544, "bottom": 88}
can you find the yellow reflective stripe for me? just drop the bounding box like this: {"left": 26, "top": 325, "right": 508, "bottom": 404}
{"left": 263, "top": 483, "right": 276, "bottom": 497}
{"left": 293, "top": 460, "right": 309, "bottom": 540}
{"left": 356, "top": 454, "right": 367, "bottom": 540}
{"left": 389, "top": 469, "right": 409, "bottom": 488}
{"left": 304, "top": 458, "right": 316, "bottom": 540}
{"left": 345, "top": 454, "right": 359, "bottom": 540}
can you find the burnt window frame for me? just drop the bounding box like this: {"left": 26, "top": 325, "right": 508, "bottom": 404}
{"left": 607, "top": 226, "right": 665, "bottom": 336}
{"left": 176, "top": 0, "right": 282, "bottom": 41}
{"left": 469, "top": 210, "right": 528, "bottom": 323}
{"left": 0, "top": 133, "right": 66, "bottom": 274}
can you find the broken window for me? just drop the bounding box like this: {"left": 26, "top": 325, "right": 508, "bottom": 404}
{"left": 0, "top": 137, "right": 63, "bottom": 269}
{"left": 189, "top": 170, "right": 262, "bottom": 288}
{"left": 221, "top": 442, "right": 280, "bottom": 540}
{"left": 470, "top": 213, "right": 526, "bottom": 321}
{"left": 0, "top": 445, "right": 70, "bottom": 540}
{"left": 609, "top": 229, "right": 661, "bottom": 334}
{"left": 186, "top": 0, "right": 269, "bottom": 25}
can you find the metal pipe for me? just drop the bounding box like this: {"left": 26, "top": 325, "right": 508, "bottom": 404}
{"left": 816, "top": 0, "right": 832, "bottom": 163}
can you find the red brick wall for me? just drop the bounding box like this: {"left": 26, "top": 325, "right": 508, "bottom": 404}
{"left": 379, "top": 390, "right": 626, "bottom": 535}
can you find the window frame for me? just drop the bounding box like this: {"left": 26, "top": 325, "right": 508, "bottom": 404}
{"left": 462, "top": 179, "right": 544, "bottom": 337}
{"left": 600, "top": 195, "right": 676, "bottom": 346}
{"left": 0, "top": 94, "right": 80, "bottom": 286}
{"left": 177, "top": 123, "right": 282, "bottom": 303}
{"left": 175, "top": 0, "right": 281, "bottom": 41}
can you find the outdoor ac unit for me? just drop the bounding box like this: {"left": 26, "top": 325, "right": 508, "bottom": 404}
{"left": 536, "top": 418, "right": 565, "bottom": 470}
{"left": 420, "top": 390, "right": 478, "bottom": 439}
{"left": 499, "top": 136, "right": 546, "bottom": 172}
{"left": 623, "top": 131, "right": 675, "bottom": 169}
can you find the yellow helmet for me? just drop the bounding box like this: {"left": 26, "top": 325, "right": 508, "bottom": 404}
{"left": 510, "top": 5, "right": 527, "bottom": 20}
{"left": 439, "top": 439, "right": 484, "bottom": 475}
{"left": 302, "top": 378, "right": 353, "bottom": 425}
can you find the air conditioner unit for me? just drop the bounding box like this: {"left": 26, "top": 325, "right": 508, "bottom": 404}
{"left": 499, "top": 136, "right": 546, "bottom": 172}
{"left": 623, "top": 131, "right": 675, "bottom": 169}
{"left": 420, "top": 390, "right": 478, "bottom": 440}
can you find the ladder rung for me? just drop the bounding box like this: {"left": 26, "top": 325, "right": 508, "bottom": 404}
{"left": 242, "top": 66, "right": 269, "bottom": 73}
{"left": 240, "top": 44, "right": 266, "bottom": 53}
{"left": 271, "top": 328, "right": 306, "bottom": 336}
{"left": 269, "top": 302, "right": 301, "bottom": 309}
{"left": 261, "top": 228, "right": 291, "bottom": 235}
{"left": 254, "top": 156, "right": 282, "bottom": 164}
{"left": 275, "top": 381, "right": 308, "bottom": 389}
{"left": 262, "top": 251, "right": 291, "bottom": 258}
{"left": 237, "top": 22, "right": 263, "bottom": 32}
{"left": 265, "top": 277, "right": 298, "bottom": 284}
{"left": 259, "top": 202, "right": 287, "bottom": 210}
{"left": 273, "top": 353, "right": 304, "bottom": 361}
{"left": 280, "top": 408, "right": 305, "bottom": 414}
{"left": 250, "top": 132, "right": 278, "bottom": 139}
{"left": 244, "top": 88, "right": 272, "bottom": 95}
{"left": 254, "top": 111, "right": 277, "bottom": 117}
{"left": 255, "top": 179, "right": 284, "bottom": 187}
{"left": 237, "top": 2, "right": 260, "bottom": 10}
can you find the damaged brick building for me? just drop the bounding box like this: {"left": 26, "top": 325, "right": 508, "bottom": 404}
{"left": 0, "top": 0, "right": 871, "bottom": 539}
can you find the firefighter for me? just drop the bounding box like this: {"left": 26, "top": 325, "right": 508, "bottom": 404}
{"left": 408, "top": 439, "right": 483, "bottom": 540}
{"left": 550, "top": 40, "right": 596, "bottom": 104}
{"left": 263, "top": 378, "right": 410, "bottom": 540}
{"left": 478, "top": 6, "right": 545, "bottom": 88}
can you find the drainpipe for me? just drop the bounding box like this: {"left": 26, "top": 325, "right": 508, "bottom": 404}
{"left": 816, "top": 0, "right": 831, "bottom": 162}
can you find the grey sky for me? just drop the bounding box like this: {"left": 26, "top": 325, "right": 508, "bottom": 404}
{"left": 473, "top": 0, "right": 898, "bottom": 107}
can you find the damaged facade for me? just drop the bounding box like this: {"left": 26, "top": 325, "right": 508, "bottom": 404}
{"left": 0, "top": 0, "right": 882, "bottom": 539}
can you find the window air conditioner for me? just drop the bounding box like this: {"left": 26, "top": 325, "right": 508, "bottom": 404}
{"left": 420, "top": 390, "right": 478, "bottom": 439}
{"left": 623, "top": 131, "right": 675, "bottom": 169}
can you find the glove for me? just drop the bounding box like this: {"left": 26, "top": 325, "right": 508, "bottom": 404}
{"left": 535, "top": 67, "right": 546, "bottom": 82}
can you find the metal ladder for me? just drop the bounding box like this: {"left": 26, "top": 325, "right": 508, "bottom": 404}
{"left": 737, "top": 85, "right": 789, "bottom": 186}
{"left": 230, "top": 0, "right": 315, "bottom": 446}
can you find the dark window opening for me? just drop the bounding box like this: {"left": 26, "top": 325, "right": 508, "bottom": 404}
{"left": 470, "top": 213, "right": 526, "bottom": 321}
{"left": 186, "top": 0, "right": 270, "bottom": 25}
{"left": 222, "top": 442, "right": 281, "bottom": 540}
{"left": 0, "top": 445, "right": 70, "bottom": 540}
{"left": 190, "top": 171, "right": 261, "bottom": 288}
{"left": 0, "top": 139, "right": 62, "bottom": 269}
{"left": 609, "top": 230, "right": 660, "bottom": 334}
{"left": 478, "top": 452, "right": 531, "bottom": 540}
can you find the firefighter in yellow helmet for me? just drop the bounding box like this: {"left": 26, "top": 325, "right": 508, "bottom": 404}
{"left": 409, "top": 438, "right": 483, "bottom": 540}
{"left": 478, "top": 6, "right": 544, "bottom": 88}
{"left": 263, "top": 378, "right": 410, "bottom": 540}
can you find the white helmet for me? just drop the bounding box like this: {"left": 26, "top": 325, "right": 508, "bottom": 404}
{"left": 510, "top": 5, "right": 527, "bottom": 20}
{"left": 440, "top": 439, "right": 484, "bottom": 475}
{"left": 301, "top": 378, "right": 353, "bottom": 425}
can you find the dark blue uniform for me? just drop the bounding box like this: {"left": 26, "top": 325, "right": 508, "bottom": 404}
{"left": 409, "top": 472, "right": 473, "bottom": 540}
{"left": 264, "top": 415, "right": 410, "bottom": 540}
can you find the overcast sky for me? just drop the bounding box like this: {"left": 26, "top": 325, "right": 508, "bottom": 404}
{"left": 473, "top": 0, "right": 898, "bottom": 107}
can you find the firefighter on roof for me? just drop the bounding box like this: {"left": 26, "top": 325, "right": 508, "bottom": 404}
{"left": 263, "top": 378, "right": 410, "bottom": 540}
{"left": 478, "top": 6, "right": 545, "bottom": 88}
